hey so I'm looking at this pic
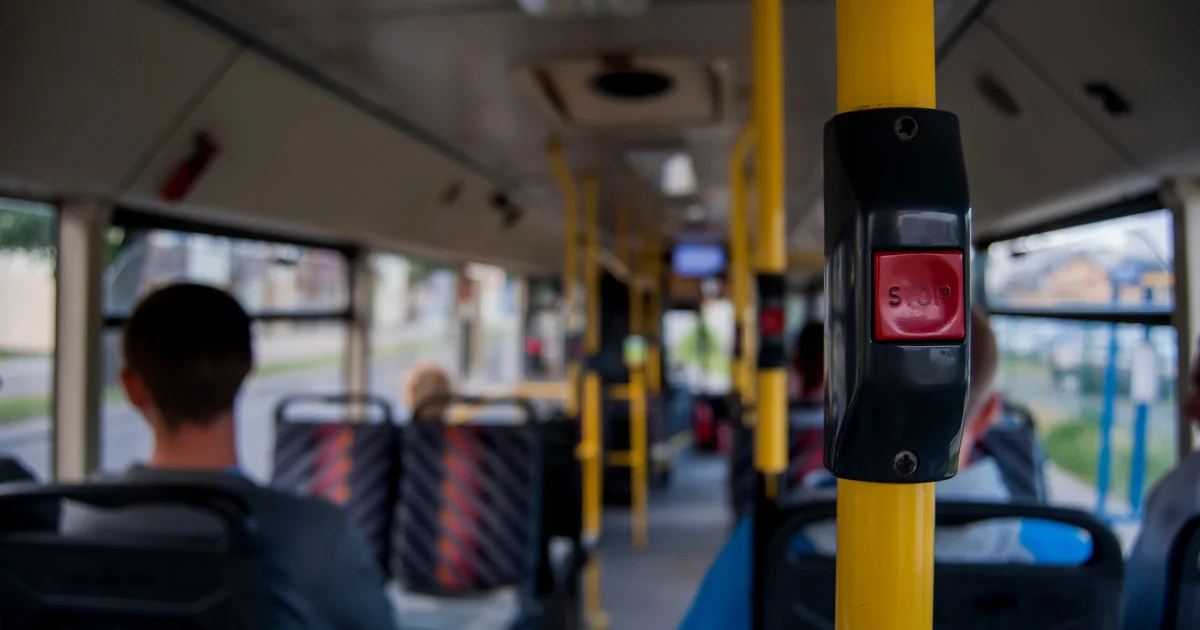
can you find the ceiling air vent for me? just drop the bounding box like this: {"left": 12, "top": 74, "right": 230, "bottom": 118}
{"left": 516, "top": 55, "right": 729, "bottom": 129}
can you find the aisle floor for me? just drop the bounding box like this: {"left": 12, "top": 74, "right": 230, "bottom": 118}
{"left": 598, "top": 451, "right": 732, "bottom": 629}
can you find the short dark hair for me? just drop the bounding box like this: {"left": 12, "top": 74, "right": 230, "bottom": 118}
{"left": 794, "top": 322, "right": 825, "bottom": 385}
{"left": 123, "top": 283, "right": 253, "bottom": 428}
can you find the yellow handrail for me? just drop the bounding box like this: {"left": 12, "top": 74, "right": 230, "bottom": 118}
{"left": 834, "top": 1, "right": 937, "bottom": 629}
{"left": 623, "top": 204, "right": 649, "bottom": 549}
{"left": 546, "top": 139, "right": 580, "bottom": 418}
{"left": 729, "top": 123, "right": 757, "bottom": 409}
{"left": 752, "top": 0, "right": 787, "bottom": 483}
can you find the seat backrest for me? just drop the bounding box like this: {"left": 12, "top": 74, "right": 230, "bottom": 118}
{"left": 729, "top": 401, "right": 827, "bottom": 520}
{"left": 0, "top": 457, "right": 57, "bottom": 530}
{"left": 271, "top": 393, "right": 400, "bottom": 574}
{"left": 394, "top": 416, "right": 543, "bottom": 596}
{"left": 976, "top": 402, "right": 1047, "bottom": 503}
{"left": 0, "top": 456, "right": 39, "bottom": 483}
{"left": 1163, "top": 514, "right": 1200, "bottom": 629}
{"left": 761, "top": 500, "right": 1124, "bottom": 630}
{"left": 0, "top": 483, "right": 265, "bottom": 630}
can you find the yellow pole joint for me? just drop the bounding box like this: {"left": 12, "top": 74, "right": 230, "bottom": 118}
{"left": 834, "top": 1, "right": 937, "bottom": 629}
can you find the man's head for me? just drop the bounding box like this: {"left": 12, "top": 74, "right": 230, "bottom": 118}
{"left": 961, "top": 305, "right": 1003, "bottom": 466}
{"left": 121, "top": 284, "right": 253, "bottom": 433}
{"left": 794, "top": 322, "right": 825, "bottom": 397}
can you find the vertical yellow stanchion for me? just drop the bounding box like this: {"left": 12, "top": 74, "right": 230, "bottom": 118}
{"left": 835, "top": 1, "right": 936, "bottom": 629}
{"left": 752, "top": 0, "right": 787, "bottom": 488}
{"left": 623, "top": 206, "right": 649, "bottom": 549}
{"left": 728, "top": 123, "right": 756, "bottom": 414}
{"left": 547, "top": 140, "right": 580, "bottom": 417}
{"left": 582, "top": 172, "right": 609, "bottom": 630}
{"left": 644, "top": 234, "right": 662, "bottom": 398}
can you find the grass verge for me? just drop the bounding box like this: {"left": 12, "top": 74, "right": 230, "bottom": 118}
{"left": 1042, "top": 417, "right": 1175, "bottom": 500}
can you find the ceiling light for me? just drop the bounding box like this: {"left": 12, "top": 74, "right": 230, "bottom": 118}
{"left": 515, "top": 0, "right": 650, "bottom": 17}
{"left": 625, "top": 148, "right": 697, "bottom": 197}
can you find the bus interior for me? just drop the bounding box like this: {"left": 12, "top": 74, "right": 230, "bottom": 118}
{"left": 2, "top": 0, "right": 1200, "bottom": 628}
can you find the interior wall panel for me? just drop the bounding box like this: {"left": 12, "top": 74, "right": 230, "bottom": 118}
{"left": 125, "top": 51, "right": 560, "bottom": 270}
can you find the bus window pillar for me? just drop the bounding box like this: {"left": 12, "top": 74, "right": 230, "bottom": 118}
{"left": 1167, "top": 175, "right": 1200, "bottom": 458}
{"left": 53, "top": 200, "right": 112, "bottom": 481}
{"left": 345, "top": 249, "right": 372, "bottom": 418}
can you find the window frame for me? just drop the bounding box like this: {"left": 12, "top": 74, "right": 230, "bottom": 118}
{"left": 974, "top": 191, "right": 1170, "bottom": 326}
{"left": 104, "top": 207, "right": 359, "bottom": 327}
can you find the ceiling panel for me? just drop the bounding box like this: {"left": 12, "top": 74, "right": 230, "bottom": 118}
{"left": 937, "top": 22, "right": 1139, "bottom": 238}
{"left": 989, "top": 0, "right": 1200, "bottom": 178}
{"left": 0, "top": 0, "right": 237, "bottom": 196}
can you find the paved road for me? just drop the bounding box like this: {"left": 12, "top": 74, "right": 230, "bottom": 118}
{"left": 0, "top": 334, "right": 518, "bottom": 482}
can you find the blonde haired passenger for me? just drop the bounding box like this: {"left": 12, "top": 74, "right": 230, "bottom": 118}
{"left": 406, "top": 362, "right": 452, "bottom": 420}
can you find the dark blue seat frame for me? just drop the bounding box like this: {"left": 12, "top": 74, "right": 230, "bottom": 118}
{"left": 0, "top": 483, "right": 266, "bottom": 630}
{"left": 1163, "top": 513, "right": 1200, "bottom": 629}
{"left": 758, "top": 500, "right": 1124, "bottom": 630}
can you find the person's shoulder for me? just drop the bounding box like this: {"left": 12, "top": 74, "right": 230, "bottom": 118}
{"left": 239, "top": 483, "right": 353, "bottom": 534}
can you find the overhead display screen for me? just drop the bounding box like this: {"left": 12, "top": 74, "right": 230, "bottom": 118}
{"left": 672, "top": 241, "right": 726, "bottom": 278}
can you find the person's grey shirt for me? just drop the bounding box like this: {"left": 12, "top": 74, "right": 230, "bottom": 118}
{"left": 61, "top": 466, "right": 398, "bottom": 630}
{"left": 1124, "top": 451, "right": 1200, "bottom": 630}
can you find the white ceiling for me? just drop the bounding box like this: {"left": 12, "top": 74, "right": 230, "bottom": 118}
{"left": 3, "top": 0, "right": 1198, "bottom": 271}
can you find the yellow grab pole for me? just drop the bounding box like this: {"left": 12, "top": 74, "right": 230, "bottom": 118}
{"left": 624, "top": 209, "right": 649, "bottom": 549}
{"left": 752, "top": 0, "right": 787, "bottom": 484}
{"left": 835, "top": 1, "right": 937, "bottom": 629}
{"left": 728, "top": 123, "right": 757, "bottom": 409}
{"left": 644, "top": 233, "right": 662, "bottom": 396}
{"left": 582, "top": 172, "right": 603, "bottom": 538}
{"left": 582, "top": 172, "right": 609, "bottom": 630}
{"left": 547, "top": 140, "right": 580, "bottom": 417}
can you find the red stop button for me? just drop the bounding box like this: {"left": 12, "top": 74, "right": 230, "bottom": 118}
{"left": 874, "top": 251, "right": 965, "bottom": 341}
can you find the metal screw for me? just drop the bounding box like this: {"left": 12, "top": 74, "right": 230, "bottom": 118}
{"left": 892, "top": 450, "right": 919, "bottom": 477}
{"left": 894, "top": 115, "right": 919, "bottom": 141}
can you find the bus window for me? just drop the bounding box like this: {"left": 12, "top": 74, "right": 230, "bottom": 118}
{"left": 0, "top": 198, "right": 56, "bottom": 480}
{"left": 984, "top": 208, "right": 1175, "bottom": 534}
{"left": 369, "top": 254, "right": 458, "bottom": 413}
{"left": 467, "top": 263, "right": 522, "bottom": 385}
{"left": 99, "top": 228, "right": 351, "bottom": 482}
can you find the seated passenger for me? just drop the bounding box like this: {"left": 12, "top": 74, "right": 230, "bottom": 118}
{"left": 678, "top": 307, "right": 1089, "bottom": 630}
{"left": 787, "top": 322, "right": 826, "bottom": 489}
{"left": 406, "top": 362, "right": 452, "bottom": 421}
{"left": 61, "top": 284, "right": 397, "bottom": 630}
{"left": 1123, "top": 343, "right": 1200, "bottom": 630}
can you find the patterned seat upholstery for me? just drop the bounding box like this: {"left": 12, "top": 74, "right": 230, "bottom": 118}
{"left": 393, "top": 421, "right": 543, "bottom": 597}
{"left": 271, "top": 394, "right": 401, "bottom": 575}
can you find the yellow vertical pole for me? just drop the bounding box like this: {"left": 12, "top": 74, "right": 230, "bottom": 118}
{"left": 581, "top": 172, "right": 609, "bottom": 630}
{"left": 582, "top": 172, "right": 602, "bottom": 539}
{"left": 752, "top": 0, "right": 787, "bottom": 485}
{"left": 624, "top": 208, "right": 649, "bottom": 549}
{"left": 835, "top": 1, "right": 936, "bottom": 630}
{"left": 728, "top": 123, "right": 756, "bottom": 409}
{"left": 547, "top": 140, "right": 580, "bottom": 417}
{"left": 645, "top": 234, "right": 662, "bottom": 396}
